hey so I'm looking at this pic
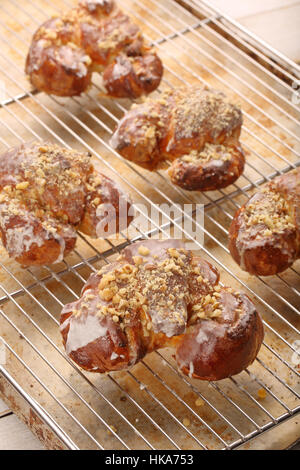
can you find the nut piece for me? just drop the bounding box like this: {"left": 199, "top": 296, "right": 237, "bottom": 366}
{"left": 16, "top": 181, "right": 29, "bottom": 190}
{"left": 257, "top": 388, "right": 267, "bottom": 399}
{"left": 195, "top": 398, "right": 204, "bottom": 407}
{"left": 107, "top": 424, "right": 117, "bottom": 435}
{"left": 100, "top": 288, "right": 115, "bottom": 302}
{"left": 138, "top": 245, "right": 150, "bottom": 256}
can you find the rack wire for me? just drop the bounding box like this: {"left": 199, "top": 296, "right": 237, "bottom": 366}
{"left": 0, "top": 0, "right": 299, "bottom": 450}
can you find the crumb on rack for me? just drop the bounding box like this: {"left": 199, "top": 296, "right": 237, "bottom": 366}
{"left": 195, "top": 398, "right": 204, "bottom": 407}
{"left": 107, "top": 424, "right": 117, "bottom": 435}
{"left": 257, "top": 388, "right": 267, "bottom": 399}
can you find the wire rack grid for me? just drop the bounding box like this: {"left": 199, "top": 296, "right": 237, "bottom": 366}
{"left": 0, "top": 0, "right": 299, "bottom": 450}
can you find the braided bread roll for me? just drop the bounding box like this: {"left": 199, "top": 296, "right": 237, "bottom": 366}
{"left": 110, "top": 86, "right": 245, "bottom": 191}
{"left": 25, "top": 0, "right": 163, "bottom": 99}
{"left": 229, "top": 168, "right": 300, "bottom": 276}
{"left": 60, "top": 239, "right": 263, "bottom": 381}
{"left": 0, "top": 142, "right": 133, "bottom": 266}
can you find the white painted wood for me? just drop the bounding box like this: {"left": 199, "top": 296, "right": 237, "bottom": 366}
{"left": 0, "top": 414, "right": 44, "bottom": 450}
{"left": 207, "top": 0, "right": 300, "bottom": 62}
{"left": 239, "top": 4, "right": 300, "bottom": 63}
{"left": 207, "top": 0, "right": 300, "bottom": 19}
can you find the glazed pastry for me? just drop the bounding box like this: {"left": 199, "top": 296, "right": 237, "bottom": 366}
{"left": 229, "top": 167, "right": 300, "bottom": 276}
{"left": 26, "top": 0, "right": 163, "bottom": 98}
{"left": 0, "top": 142, "right": 133, "bottom": 266}
{"left": 110, "top": 86, "right": 245, "bottom": 191}
{"left": 60, "top": 239, "right": 263, "bottom": 381}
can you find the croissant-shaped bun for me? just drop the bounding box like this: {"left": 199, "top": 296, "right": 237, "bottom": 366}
{"left": 0, "top": 142, "right": 133, "bottom": 266}
{"left": 60, "top": 239, "right": 263, "bottom": 381}
{"left": 229, "top": 167, "right": 300, "bottom": 276}
{"left": 25, "top": 0, "right": 163, "bottom": 99}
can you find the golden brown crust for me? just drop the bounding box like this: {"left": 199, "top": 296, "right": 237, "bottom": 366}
{"left": 102, "top": 53, "right": 163, "bottom": 99}
{"left": 60, "top": 239, "right": 263, "bottom": 380}
{"left": 0, "top": 200, "right": 77, "bottom": 266}
{"left": 110, "top": 87, "right": 244, "bottom": 191}
{"left": 176, "top": 289, "right": 263, "bottom": 381}
{"left": 168, "top": 143, "right": 245, "bottom": 191}
{"left": 25, "top": 0, "right": 163, "bottom": 98}
{"left": 229, "top": 168, "right": 300, "bottom": 276}
{"left": 0, "top": 142, "right": 133, "bottom": 266}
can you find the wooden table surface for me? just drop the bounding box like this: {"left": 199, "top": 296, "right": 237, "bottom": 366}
{"left": 0, "top": 0, "right": 299, "bottom": 451}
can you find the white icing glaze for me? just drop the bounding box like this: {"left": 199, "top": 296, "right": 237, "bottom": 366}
{"left": 5, "top": 223, "right": 44, "bottom": 257}
{"left": 86, "top": 0, "right": 111, "bottom": 12}
{"left": 76, "top": 61, "right": 88, "bottom": 78}
{"left": 110, "top": 60, "right": 130, "bottom": 80}
{"left": 189, "top": 361, "right": 194, "bottom": 378}
{"left": 195, "top": 324, "right": 225, "bottom": 358}
{"left": 64, "top": 314, "right": 108, "bottom": 355}
{"left": 54, "top": 235, "right": 65, "bottom": 264}
{"left": 195, "top": 329, "right": 209, "bottom": 344}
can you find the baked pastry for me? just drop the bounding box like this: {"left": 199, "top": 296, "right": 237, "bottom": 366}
{"left": 229, "top": 167, "right": 300, "bottom": 276}
{"left": 60, "top": 239, "right": 263, "bottom": 381}
{"left": 25, "top": 0, "right": 163, "bottom": 98}
{"left": 0, "top": 142, "right": 133, "bottom": 266}
{"left": 110, "top": 86, "right": 245, "bottom": 191}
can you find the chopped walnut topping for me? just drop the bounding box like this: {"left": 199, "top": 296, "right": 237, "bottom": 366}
{"left": 180, "top": 143, "right": 233, "bottom": 165}
{"left": 244, "top": 187, "right": 294, "bottom": 234}
{"left": 44, "top": 29, "right": 57, "bottom": 40}
{"left": 67, "top": 236, "right": 250, "bottom": 356}
{"left": 16, "top": 181, "right": 29, "bottom": 190}
{"left": 168, "top": 247, "right": 181, "bottom": 258}
{"left": 211, "top": 309, "right": 222, "bottom": 318}
{"left": 0, "top": 142, "right": 97, "bottom": 229}
{"left": 92, "top": 247, "right": 190, "bottom": 335}
{"left": 189, "top": 285, "right": 228, "bottom": 322}
{"left": 173, "top": 87, "right": 241, "bottom": 142}
{"left": 100, "top": 287, "right": 115, "bottom": 302}
{"left": 92, "top": 197, "right": 100, "bottom": 206}
{"left": 138, "top": 245, "right": 150, "bottom": 256}
{"left": 133, "top": 255, "right": 144, "bottom": 265}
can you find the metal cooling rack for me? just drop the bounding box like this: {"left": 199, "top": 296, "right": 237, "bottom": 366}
{"left": 0, "top": 0, "right": 299, "bottom": 450}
